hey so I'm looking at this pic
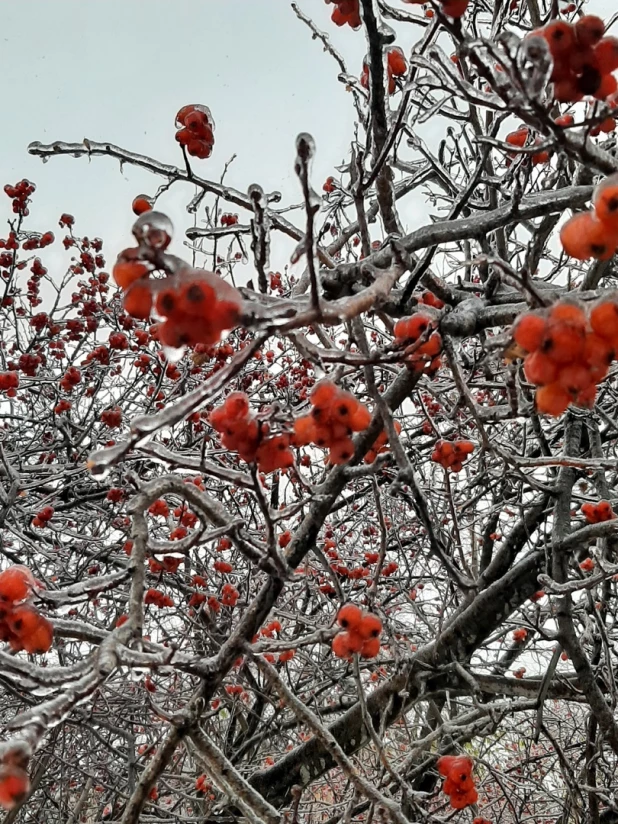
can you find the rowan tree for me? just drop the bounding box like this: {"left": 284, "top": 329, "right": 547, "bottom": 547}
{"left": 2, "top": 1, "right": 618, "bottom": 823}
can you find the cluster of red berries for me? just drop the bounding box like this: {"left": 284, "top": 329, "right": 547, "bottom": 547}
{"left": 220, "top": 583, "right": 239, "bottom": 607}
{"left": 513, "top": 299, "right": 618, "bottom": 416}
{"left": 101, "top": 407, "right": 122, "bottom": 428}
{"left": 533, "top": 15, "right": 618, "bottom": 103}
{"left": 148, "top": 555, "right": 182, "bottom": 574}
{"left": 210, "top": 392, "right": 294, "bottom": 473}
{"left": 506, "top": 126, "right": 552, "bottom": 166}
{"left": 512, "top": 628, "right": 528, "bottom": 643}
{"left": 175, "top": 104, "right": 215, "bottom": 159}
{"left": 394, "top": 312, "right": 442, "bottom": 373}
{"left": 0, "top": 566, "right": 53, "bottom": 655}
{"left": 220, "top": 213, "right": 238, "bottom": 226}
{"left": 4, "top": 179, "right": 35, "bottom": 215}
{"left": 325, "top": 0, "right": 360, "bottom": 29}
{"left": 431, "top": 440, "right": 474, "bottom": 472}
{"left": 331, "top": 603, "right": 382, "bottom": 659}
{"left": 32, "top": 505, "right": 54, "bottom": 528}
{"left": 195, "top": 775, "right": 214, "bottom": 799}
{"left": 261, "top": 619, "right": 282, "bottom": 637}
{"left": 293, "top": 380, "right": 371, "bottom": 465}
{"left": 437, "top": 755, "right": 478, "bottom": 809}
{"left": 403, "top": 0, "right": 469, "bottom": 17}
{"left": 0, "top": 759, "right": 30, "bottom": 811}
{"left": 561, "top": 174, "right": 618, "bottom": 261}
{"left": 144, "top": 588, "right": 174, "bottom": 608}
{"left": 582, "top": 500, "right": 615, "bottom": 523}
{"left": 59, "top": 366, "right": 82, "bottom": 393}
{"left": 148, "top": 499, "right": 169, "bottom": 518}
{"left": 0, "top": 372, "right": 19, "bottom": 396}
{"left": 22, "top": 231, "right": 54, "bottom": 251}
{"left": 115, "top": 253, "right": 242, "bottom": 348}
{"left": 360, "top": 47, "right": 407, "bottom": 94}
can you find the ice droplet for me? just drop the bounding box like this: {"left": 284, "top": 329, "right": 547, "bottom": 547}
{"left": 132, "top": 211, "right": 173, "bottom": 251}
{"left": 296, "top": 132, "right": 316, "bottom": 162}
{"left": 87, "top": 442, "right": 130, "bottom": 478}
{"left": 248, "top": 183, "right": 265, "bottom": 206}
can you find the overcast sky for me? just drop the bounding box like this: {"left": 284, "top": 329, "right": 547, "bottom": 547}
{"left": 1, "top": 0, "right": 615, "bottom": 272}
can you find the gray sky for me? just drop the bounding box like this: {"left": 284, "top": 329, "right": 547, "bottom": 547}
{"left": 1, "top": 0, "right": 615, "bottom": 270}
{"left": 1, "top": 1, "right": 362, "bottom": 265}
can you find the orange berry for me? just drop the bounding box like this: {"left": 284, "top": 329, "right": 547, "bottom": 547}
{"left": 440, "top": 0, "right": 469, "bottom": 17}
{"left": 132, "top": 195, "right": 153, "bottom": 216}
{"left": 358, "top": 613, "right": 382, "bottom": 640}
{"left": 437, "top": 756, "right": 458, "bottom": 776}
{"left": 594, "top": 73, "right": 618, "bottom": 101}
{"left": 575, "top": 383, "right": 597, "bottom": 408}
{"left": 332, "top": 632, "right": 353, "bottom": 659}
{"left": 506, "top": 127, "right": 529, "bottom": 148}
{"left": 155, "top": 288, "right": 178, "bottom": 318}
{"left": 455, "top": 440, "right": 474, "bottom": 455}
{"left": 599, "top": 116, "right": 617, "bottom": 134}
{"left": 394, "top": 314, "right": 432, "bottom": 341}
{"left": 553, "top": 76, "right": 584, "bottom": 104}
{"left": 590, "top": 300, "right": 618, "bottom": 344}
{"left": 584, "top": 332, "right": 614, "bottom": 367}
{"left": 331, "top": 395, "right": 359, "bottom": 424}
{"left": 575, "top": 15, "right": 605, "bottom": 48}
{"left": 177, "top": 281, "right": 217, "bottom": 317}
{"left": 310, "top": 380, "right": 337, "bottom": 408}
{"left": 543, "top": 324, "right": 586, "bottom": 364}
{"left": 555, "top": 113, "right": 575, "bottom": 127}
{"left": 337, "top": 603, "right": 363, "bottom": 631}
{"left": 535, "top": 383, "right": 571, "bottom": 416}
{"left": 541, "top": 20, "right": 577, "bottom": 58}
{"left": 112, "top": 260, "right": 149, "bottom": 289}
{"left": 593, "top": 174, "right": 618, "bottom": 232}
{"left": 224, "top": 392, "right": 250, "bottom": 420}
{"left": 450, "top": 788, "right": 478, "bottom": 809}
{"left": 560, "top": 210, "right": 617, "bottom": 260}
{"left": 360, "top": 637, "right": 381, "bottom": 658}
{"left": 597, "top": 500, "right": 615, "bottom": 520}
{"left": 328, "top": 438, "right": 356, "bottom": 465}
{"left": 557, "top": 363, "right": 594, "bottom": 395}
{"left": 293, "top": 415, "right": 317, "bottom": 446}
{"left": 349, "top": 404, "right": 371, "bottom": 431}
{"left": 0, "top": 566, "right": 35, "bottom": 603}
{"left": 387, "top": 47, "right": 407, "bottom": 77}
{"left": 123, "top": 282, "right": 152, "bottom": 320}
{"left": 417, "top": 332, "right": 442, "bottom": 357}
{"left": 524, "top": 350, "right": 558, "bottom": 385}
{"left": 513, "top": 313, "right": 546, "bottom": 352}
{"left": 7, "top": 605, "right": 53, "bottom": 653}
{"left": 0, "top": 766, "right": 30, "bottom": 811}
{"left": 594, "top": 37, "right": 618, "bottom": 75}
{"left": 549, "top": 302, "right": 586, "bottom": 330}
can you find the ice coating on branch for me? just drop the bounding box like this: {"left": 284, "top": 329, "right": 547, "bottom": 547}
{"left": 295, "top": 133, "right": 321, "bottom": 212}
{"left": 296, "top": 132, "right": 316, "bottom": 162}
{"left": 132, "top": 210, "right": 173, "bottom": 250}
{"left": 87, "top": 442, "right": 132, "bottom": 478}
{"left": 248, "top": 183, "right": 266, "bottom": 207}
